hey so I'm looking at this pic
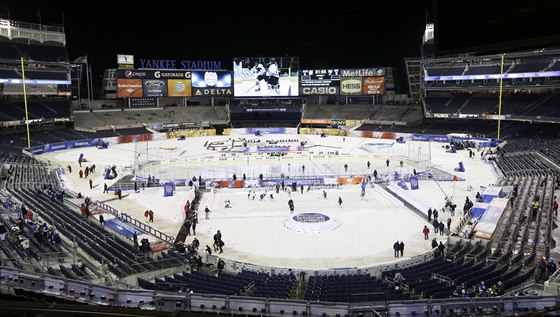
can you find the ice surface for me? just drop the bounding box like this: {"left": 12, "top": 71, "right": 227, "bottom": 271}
{"left": 42, "top": 134, "right": 500, "bottom": 270}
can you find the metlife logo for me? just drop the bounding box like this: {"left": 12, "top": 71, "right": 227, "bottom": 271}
{"left": 341, "top": 68, "right": 385, "bottom": 77}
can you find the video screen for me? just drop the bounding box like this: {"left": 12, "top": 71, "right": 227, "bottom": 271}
{"left": 191, "top": 71, "right": 233, "bottom": 96}
{"left": 233, "top": 57, "right": 299, "bottom": 97}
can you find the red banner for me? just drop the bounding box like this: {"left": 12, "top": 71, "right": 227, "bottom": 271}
{"left": 117, "top": 79, "right": 143, "bottom": 98}
{"left": 362, "top": 76, "right": 385, "bottom": 95}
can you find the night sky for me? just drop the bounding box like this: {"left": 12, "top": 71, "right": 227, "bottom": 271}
{"left": 1, "top": 0, "right": 430, "bottom": 85}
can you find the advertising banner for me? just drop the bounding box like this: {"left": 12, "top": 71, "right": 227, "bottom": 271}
{"left": 117, "top": 54, "right": 134, "bottom": 69}
{"left": 117, "top": 79, "right": 143, "bottom": 98}
{"left": 410, "top": 176, "right": 419, "bottom": 190}
{"left": 2, "top": 84, "right": 58, "bottom": 95}
{"left": 191, "top": 71, "right": 233, "bottom": 96}
{"left": 142, "top": 79, "right": 167, "bottom": 97}
{"left": 300, "top": 119, "right": 332, "bottom": 125}
{"left": 300, "top": 69, "right": 340, "bottom": 95}
{"left": 362, "top": 76, "right": 386, "bottom": 95}
{"left": 167, "top": 79, "right": 192, "bottom": 97}
{"left": 340, "top": 77, "right": 362, "bottom": 95}
{"left": 341, "top": 68, "right": 385, "bottom": 77}
{"left": 410, "top": 134, "right": 450, "bottom": 142}
{"left": 116, "top": 69, "right": 191, "bottom": 80}
{"left": 260, "top": 178, "right": 323, "bottom": 187}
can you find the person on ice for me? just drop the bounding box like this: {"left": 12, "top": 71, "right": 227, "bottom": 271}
{"left": 338, "top": 197, "right": 343, "bottom": 207}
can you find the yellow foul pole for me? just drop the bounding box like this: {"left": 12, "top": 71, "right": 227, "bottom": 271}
{"left": 20, "top": 57, "right": 31, "bottom": 148}
{"left": 497, "top": 54, "right": 504, "bottom": 140}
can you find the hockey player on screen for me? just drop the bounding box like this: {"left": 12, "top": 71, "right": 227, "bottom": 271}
{"left": 266, "top": 60, "right": 280, "bottom": 94}
{"left": 251, "top": 62, "right": 267, "bottom": 92}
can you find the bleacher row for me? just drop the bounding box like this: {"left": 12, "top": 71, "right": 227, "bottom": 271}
{"left": 138, "top": 270, "right": 295, "bottom": 299}
{"left": 0, "top": 152, "right": 42, "bottom": 165}
{"left": 425, "top": 59, "right": 556, "bottom": 77}
{"left": 305, "top": 274, "right": 410, "bottom": 302}
{"left": 73, "top": 106, "right": 229, "bottom": 130}
{"left": 5, "top": 165, "right": 58, "bottom": 186}
{"left": 5, "top": 185, "right": 190, "bottom": 279}
{"left": 1, "top": 131, "right": 559, "bottom": 303}
{"left": 0, "top": 41, "right": 67, "bottom": 62}
{"left": 0, "top": 100, "right": 71, "bottom": 122}
{"left": 302, "top": 103, "right": 423, "bottom": 123}
{"left": 425, "top": 93, "right": 560, "bottom": 118}
{"left": 0, "top": 127, "right": 152, "bottom": 155}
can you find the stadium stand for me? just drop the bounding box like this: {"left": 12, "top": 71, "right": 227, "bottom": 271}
{"left": 2, "top": 16, "right": 560, "bottom": 317}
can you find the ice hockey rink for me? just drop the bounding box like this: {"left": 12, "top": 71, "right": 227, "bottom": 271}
{"left": 40, "top": 134, "right": 500, "bottom": 270}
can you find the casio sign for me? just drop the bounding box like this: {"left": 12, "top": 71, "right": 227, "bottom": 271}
{"left": 144, "top": 80, "right": 165, "bottom": 88}
{"left": 302, "top": 87, "right": 337, "bottom": 95}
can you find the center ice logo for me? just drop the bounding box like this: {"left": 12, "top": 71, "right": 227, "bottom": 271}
{"left": 293, "top": 213, "right": 330, "bottom": 223}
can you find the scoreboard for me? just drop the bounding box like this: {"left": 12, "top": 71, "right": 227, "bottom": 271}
{"left": 300, "top": 69, "right": 340, "bottom": 95}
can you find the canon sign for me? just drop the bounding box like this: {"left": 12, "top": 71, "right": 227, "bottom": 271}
{"left": 302, "top": 87, "right": 338, "bottom": 95}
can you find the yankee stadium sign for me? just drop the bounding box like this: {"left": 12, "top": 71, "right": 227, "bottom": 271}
{"left": 138, "top": 58, "right": 222, "bottom": 70}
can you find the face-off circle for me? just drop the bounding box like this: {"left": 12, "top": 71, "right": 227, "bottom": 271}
{"left": 284, "top": 213, "right": 340, "bottom": 233}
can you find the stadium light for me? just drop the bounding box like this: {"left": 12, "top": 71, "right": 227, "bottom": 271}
{"left": 20, "top": 57, "right": 31, "bottom": 149}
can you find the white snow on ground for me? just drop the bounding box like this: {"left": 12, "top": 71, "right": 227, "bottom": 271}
{"left": 41, "top": 135, "right": 499, "bottom": 270}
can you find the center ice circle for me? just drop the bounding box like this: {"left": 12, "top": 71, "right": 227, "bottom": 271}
{"left": 285, "top": 213, "right": 340, "bottom": 233}
{"left": 294, "top": 213, "right": 330, "bottom": 223}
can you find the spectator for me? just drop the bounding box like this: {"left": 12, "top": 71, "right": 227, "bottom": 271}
{"left": 217, "top": 259, "right": 225, "bottom": 273}
{"left": 438, "top": 241, "right": 446, "bottom": 257}
{"left": 394, "top": 272, "right": 405, "bottom": 286}
{"left": 20, "top": 237, "right": 30, "bottom": 257}
{"left": 422, "top": 225, "right": 430, "bottom": 240}
{"left": 77, "top": 258, "right": 86, "bottom": 270}
{"left": 393, "top": 241, "right": 400, "bottom": 257}
{"left": 0, "top": 223, "right": 7, "bottom": 241}
{"left": 288, "top": 268, "right": 295, "bottom": 280}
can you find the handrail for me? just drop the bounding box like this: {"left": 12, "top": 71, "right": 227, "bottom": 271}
{"left": 119, "top": 213, "right": 174, "bottom": 245}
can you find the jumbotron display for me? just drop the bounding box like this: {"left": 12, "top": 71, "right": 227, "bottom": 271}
{"left": 300, "top": 69, "right": 340, "bottom": 95}
{"left": 233, "top": 57, "right": 299, "bottom": 97}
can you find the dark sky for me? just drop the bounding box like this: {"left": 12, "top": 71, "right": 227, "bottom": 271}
{"left": 1, "top": 0, "right": 430, "bottom": 84}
